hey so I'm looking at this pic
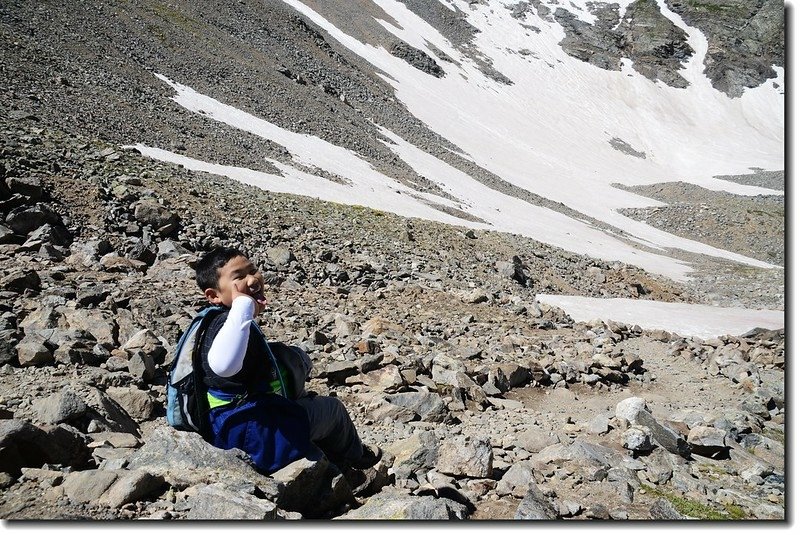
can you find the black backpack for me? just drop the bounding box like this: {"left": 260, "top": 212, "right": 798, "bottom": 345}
{"left": 166, "top": 306, "right": 224, "bottom": 438}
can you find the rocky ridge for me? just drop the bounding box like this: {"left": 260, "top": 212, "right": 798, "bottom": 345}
{"left": 509, "top": 0, "right": 784, "bottom": 97}
{"left": 0, "top": 117, "right": 784, "bottom": 520}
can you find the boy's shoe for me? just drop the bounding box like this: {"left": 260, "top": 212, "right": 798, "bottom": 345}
{"left": 351, "top": 444, "right": 382, "bottom": 469}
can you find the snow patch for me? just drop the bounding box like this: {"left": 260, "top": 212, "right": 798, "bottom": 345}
{"left": 536, "top": 294, "right": 784, "bottom": 339}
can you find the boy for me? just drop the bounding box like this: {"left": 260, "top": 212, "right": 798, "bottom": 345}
{"left": 194, "top": 246, "right": 381, "bottom": 472}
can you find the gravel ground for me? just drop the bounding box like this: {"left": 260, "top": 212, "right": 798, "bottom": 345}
{"left": 715, "top": 169, "right": 784, "bottom": 191}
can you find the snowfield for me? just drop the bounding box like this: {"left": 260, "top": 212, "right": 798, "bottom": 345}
{"left": 133, "top": 0, "right": 784, "bottom": 331}
{"left": 536, "top": 295, "right": 784, "bottom": 338}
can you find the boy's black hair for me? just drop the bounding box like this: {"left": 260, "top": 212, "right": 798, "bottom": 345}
{"left": 195, "top": 247, "right": 245, "bottom": 290}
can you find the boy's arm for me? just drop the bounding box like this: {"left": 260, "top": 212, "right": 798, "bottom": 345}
{"left": 207, "top": 296, "right": 255, "bottom": 377}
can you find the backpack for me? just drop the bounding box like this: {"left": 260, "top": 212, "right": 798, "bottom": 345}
{"left": 166, "top": 306, "right": 224, "bottom": 437}
{"left": 166, "top": 307, "right": 313, "bottom": 473}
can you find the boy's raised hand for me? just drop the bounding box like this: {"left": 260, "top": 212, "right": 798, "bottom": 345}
{"left": 232, "top": 279, "right": 268, "bottom": 315}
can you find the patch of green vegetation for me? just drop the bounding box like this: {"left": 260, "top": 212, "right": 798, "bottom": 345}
{"left": 723, "top": 503, "right": 747, "bottom": 519}
{"left": 695, "top": 463, "right": 729, "bottom": 480}
{"left": 642, "top": 484, "right": 747, "bottom": 520}
{"left": 149, "top": 2, "right": 206, "bottom": 35}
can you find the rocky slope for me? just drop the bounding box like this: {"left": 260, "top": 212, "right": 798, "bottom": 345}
{"left": 0, "top": 116, "right": 784, "bottom": 520}
{"left": 0, "top": 0, "right": 785, "bottom": 522}
{"left": 546, "top": 0, "right": 784, "bottom": 96}
{"left": 617, "top": 180, "right": 784, "bottom": 266}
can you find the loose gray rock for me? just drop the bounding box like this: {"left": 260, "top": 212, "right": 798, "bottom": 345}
{"left": 6, "top": 175, "right": 43, "bottom": 199}
{"left": 354, "top": 365, "right": 405, "bottom": 392}
{"left": 105, "top": 386, "right": 156, "bottom": 422}
{"left": 0, "top": 420, "right": 91, "bottom": 475}
{"left": 0, "top": 329, "right": 19, "bottom": 365}
{"left": 267, "top": 246, "right": 294, "bottom": 267}
{"left": 643, "top": 448, "right": 674, "bottom": 485}
{"left": 587, "top": 414, "right": 611, "bottom": 435}
{"left": 186, "top": 482, "right": 278, "bottom": 520}
{"left": 1, "top": 269, "right": 41, "bottom": 293}
{"left": 516, "top": 427, "right": 560, "bottom": 454}
{"left": 84, "top": 387, "right": 141, "bottom": 434}
{"left": 133, "top": 199, "right": 179, "bottom": 235}
{"left": 622, "top": 425, "right": 654, "bottom": 452}
{"left": 66, "top": 239, "right": 113, "bottom": 268}
{"left": 0, "top": 224, "right": 15, "bottom": 244}
{"left": 97, "top": 469, "right": 165, "bottom": 509}
{"left": 155, "top": 239, "right": 191, "bottom": 260}
{"left": 634, "top": 409, "right": 691, "bottom": 458}
{"left": 514, "top": 484, "right": 557, "bottom": 519}
{"left": 126, "top": 350, "right": 156, "bottom": 383}
{"left": 22, "top": 223, "right": 72, "bottom": 249}
{"left": 270, "top": 449, "right": 353, "bottom": 518}
{"left": 687, "top": 426, "right": 730, "bottom": 459}
{"left": 5, "top": 205, "right": 60, "bottom": 235}
{"left": 325, "top": 361, "right": 359, "bottom": 385}
{"left": 337, "top": 488, "right": 468, "bottom": 519}
{"left": 616, "top": 397, "right": 648, "bottom": 424}
{"left": 61, "top": 308, "right": 118, "bottom": 346}
{"left": 386, "top": 431, "right": 439, "bottom": 476}
{"left": 61, "top": 469, "right": 119, "bottom": 504}
{"left": 435, "top": 436, "right": 492, "bottom": 478}
{"left": 33, "top": 387, "right": 88, "bottom": 424}
{"left": 121, "top": 329, "right": 167, "bottom": 365}
{"left": 496, "top": 461, "right": 535, "bottom": 497}
{"left": 385, "top": 390, "right": 447, "bottom": 422}
{"left": 649, "top": 497, "right": 686, "bottom": 519}
{"left": 16, "top": 335, "right": 54, "bottom": 367}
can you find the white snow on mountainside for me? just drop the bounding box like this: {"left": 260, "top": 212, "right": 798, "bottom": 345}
{"left": 134, "top": 0, "right": 783, "bottom": 286}
{"left": 536, "top": 295, "right": 785, "bottom": 338}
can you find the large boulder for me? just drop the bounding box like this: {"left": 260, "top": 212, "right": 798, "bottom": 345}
{"left": 126, "top": 427, "right": 281, "bottom": 497}
{"left": 0, "top": 420, "right": 91, "bottom": 476}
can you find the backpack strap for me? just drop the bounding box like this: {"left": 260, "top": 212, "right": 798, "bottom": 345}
{"left": 190, "top": 306, "right": 225, "bottom": 439}
{"left": 250, "top": 322, "right": 290, "bottom": 398}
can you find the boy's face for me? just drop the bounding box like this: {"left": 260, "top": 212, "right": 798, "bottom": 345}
{"left": 204, "top": 255, "right": 267, "bottom": 314}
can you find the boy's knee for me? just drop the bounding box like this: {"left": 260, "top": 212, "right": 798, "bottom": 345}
{"left": 319, "top": 395, "right": 349, "bottom": 418}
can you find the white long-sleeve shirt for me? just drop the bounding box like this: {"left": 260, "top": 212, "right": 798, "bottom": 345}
{"left": 207, "top": 296, "right": 255, "bottom": 377}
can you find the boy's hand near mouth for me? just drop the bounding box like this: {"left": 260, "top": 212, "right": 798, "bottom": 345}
{"left": 232, "top": 280, "right": 268, "bottom": 315}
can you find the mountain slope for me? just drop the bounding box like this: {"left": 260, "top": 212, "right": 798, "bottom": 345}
{"left": 0, "top": 0, "right": 784, "bottom": 284}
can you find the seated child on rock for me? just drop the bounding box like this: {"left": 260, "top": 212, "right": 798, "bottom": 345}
{"left": 195, "top": 246, "right": 381, "bottom": 472}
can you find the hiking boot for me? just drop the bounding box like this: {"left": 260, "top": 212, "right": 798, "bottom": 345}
{"left": 350, "top": 444, "right": 382, "bottom": 470}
